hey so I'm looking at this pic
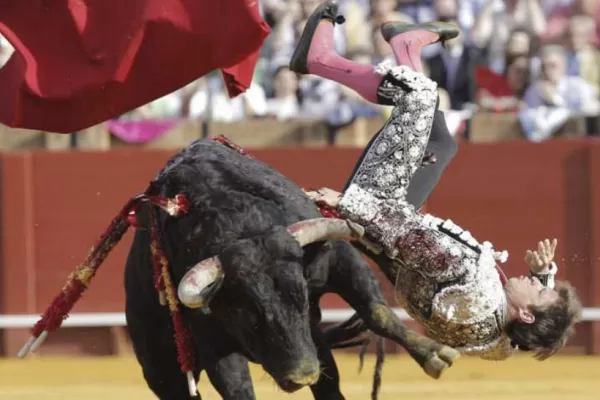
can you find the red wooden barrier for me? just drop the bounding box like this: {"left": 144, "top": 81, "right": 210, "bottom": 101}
{"left": 0, "top": 139, "right": 597, "bottom": 356}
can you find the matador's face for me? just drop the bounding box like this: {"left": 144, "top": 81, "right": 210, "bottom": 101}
{"left": 504, "top": 276, "right": 560, "bottom": 322}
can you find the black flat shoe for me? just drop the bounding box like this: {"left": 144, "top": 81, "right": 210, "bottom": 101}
{"left": 289, "top": 0, "right": 340, "bottom": 74}
{"left": 380, "top": 21, "right": 459, "bottom": 46}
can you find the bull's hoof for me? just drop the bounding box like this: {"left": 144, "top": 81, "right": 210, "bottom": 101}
{"left": 422, "top": 346, "right": 461, "bottom": 379}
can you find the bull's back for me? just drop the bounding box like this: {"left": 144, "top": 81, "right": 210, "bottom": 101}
{"left": 156, "top": 139, "right": 322, "bottom": 246}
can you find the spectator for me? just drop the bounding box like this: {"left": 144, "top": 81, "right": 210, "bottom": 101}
{"left": 260, "top": 0, "right": 297, "bottom": 26}
{"left": 565, "top": 15, "right": 600, "bottom": 96}
{"left": 371, "top": 24, "right": 395, "bottom": 64}
{"left": 346, "top": 0, "right": 413, "bottom": 53}
{"left": 520, "top": 44, "right": 599, "bottom": 141}
{"left": 500, "top": 55, "right": 532, "bottom": 104}
{"left": 523, "top": 45, "right": 597, "bottom": 113}
{"left": 188, "top": 77, "right": 268, "bottom": 123}
{"left": 543, "top": 0, "right": 600, "bottom": 47}
{"left": 504, "top": 28, "right": 541, "bottom": 77}
{"left": 426, "top": 21, "right": 480, "bottom": 111}
{"left": 266, "top": 66, "right": 301, "bottom": 121}
{"left": 369, "top": 0, "right": 408, "bottom": 24}
{"left": 471, "top": 0, "right": 547, "bottom": 74}
{"left": 297, "top": 74, "right": 346, "bottom": 122}
{"left": 477, "top": 54, "right": 531, "bottom": 112}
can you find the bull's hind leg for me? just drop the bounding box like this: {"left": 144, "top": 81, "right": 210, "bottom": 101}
{"left": 205, "top": 353, "right": 256, "bottom": 400}
{"left": 322, "top": 241, "right": 460, "bottom": 379}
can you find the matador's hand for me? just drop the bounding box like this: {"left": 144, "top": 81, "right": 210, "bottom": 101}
{"left": 303, "top": 187, "right": 342, "bottom": 208}
{"left": 525, "top": 238, "right": 557, "bottom": 273}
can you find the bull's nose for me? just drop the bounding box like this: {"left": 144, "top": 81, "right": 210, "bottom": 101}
{"left": 285, "top": 359, "right": 321, "bottom": 386}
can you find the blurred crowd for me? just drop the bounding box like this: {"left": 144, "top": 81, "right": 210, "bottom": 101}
{"left": 1, "top": 0, "right": 599, "bottom": 143}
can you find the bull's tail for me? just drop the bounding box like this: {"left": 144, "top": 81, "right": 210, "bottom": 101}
{"left": 370, "top": 336, "right": 385, "bottom": 400}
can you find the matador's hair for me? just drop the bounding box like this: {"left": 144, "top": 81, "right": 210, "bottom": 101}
{"left": 506, "top": 280, "right": 582, "bottom": 360}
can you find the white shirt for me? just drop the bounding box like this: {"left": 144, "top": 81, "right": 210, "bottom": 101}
{"left": 188, "top": 82, "right": 268, "bottom": 123}
{"left": 523, "top": 76, "right": 598, "bottom": 114}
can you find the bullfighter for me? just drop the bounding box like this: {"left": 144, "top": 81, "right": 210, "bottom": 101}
{"left": 295, "top": 0, "right": 582, "bottom": 361}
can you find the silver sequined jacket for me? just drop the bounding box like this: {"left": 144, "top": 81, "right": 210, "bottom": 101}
{"left": 338, "top": 63, "right": 516, "bottom": 360}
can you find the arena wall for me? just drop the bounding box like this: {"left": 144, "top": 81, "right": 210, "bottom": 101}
{"left": 0, "top": 138, "right": 599, "bottom": 356}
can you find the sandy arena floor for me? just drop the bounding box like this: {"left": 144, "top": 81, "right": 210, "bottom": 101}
{"left": 0, "top": 353, "right": 597, "bottom": 399}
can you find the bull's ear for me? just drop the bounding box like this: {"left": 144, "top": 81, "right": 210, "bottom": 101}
{"left": 177, "top": 256, "right": 225, "bottom": 308}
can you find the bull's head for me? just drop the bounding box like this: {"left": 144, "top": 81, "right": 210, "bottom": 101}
{"left": 177, "top": 218, "right": 364, "bottom": 392}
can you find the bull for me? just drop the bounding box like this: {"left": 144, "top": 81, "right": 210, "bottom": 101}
{"left": 127, "top": 136, "right": 463, "bottom": 399}
{"left": 18, "top": 137, "right": 459, "bottom": 400}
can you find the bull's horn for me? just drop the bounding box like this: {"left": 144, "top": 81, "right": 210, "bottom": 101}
{"left": 177, "top": 256, "right": 225, "bottom": 308}
{"left": 287, "top": 218, "right": 365, "bottom": 247}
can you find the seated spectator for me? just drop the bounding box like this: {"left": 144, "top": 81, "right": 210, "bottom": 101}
{"left": 565, "top": 15, "right": 600, "bottom": 96}
{"left": 297, "top": 73, "right": 347, "bottom": 123}
{"left": 426, "top": 21, "right": 480, "bottom": 111}
{"left": 188, "top": 76, "right": 268, "bottom": 123}
{"left": 471, "top": 0, "right": 547, "bottom": 74}
{"left": 523, "top": 45, "right": 597, "bottom": 113}
{"left": 503, "top": 28, "right": 541, "bottom": 78}
{"left": 477, "top": 54, "right": 531, "bottom": 112}
{"left": 542, "top": 0, "right": 600, "bottom": 47}
{"left": 344, "top": 0, "right": 413, "bottom": 54}
{"left": 266, "top": 65, "right": 301, "bottom": 121}
{"left": 371, "top": 24, "right": 395, "bottom": 64}
{"left": 422, "top": 61, "right": 472, "bottom": 138}
{"left": 260, "top": 0, "right": 297, "bottom": 26}
{"left": 520, "top": 44, "right": 599, "bottom": 141}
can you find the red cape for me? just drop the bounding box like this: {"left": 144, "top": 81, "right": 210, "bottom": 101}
{"left": 0, "top": 0, "right": 270, "bottom": 133}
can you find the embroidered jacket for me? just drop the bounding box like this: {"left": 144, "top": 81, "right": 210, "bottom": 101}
{"left": 338, "top": 64, "right": 516, "bottom": 360}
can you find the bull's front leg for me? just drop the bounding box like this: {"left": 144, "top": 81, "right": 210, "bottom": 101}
{"left": 126, "top": 296, "right": 202, "bottom": 400}
{"left": 204, "top": 352, "right": 256, "bottom": 400}
{"left": 321, "top": 240, "right": 460, "bottom": 379}
{"left": 307, "top": 301, "right": 345, "bottom": 400}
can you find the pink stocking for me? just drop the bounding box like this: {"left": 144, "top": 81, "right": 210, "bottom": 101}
{"left": 387, "top": 30, "right": 439, "bottom": 73}
{"left": 306, "top": 22, "right": 383, "bottom": 104}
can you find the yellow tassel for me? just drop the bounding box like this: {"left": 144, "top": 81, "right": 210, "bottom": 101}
{"left": 75, "top": 264, "right": 96, "bottom": 287}
{"left": 161, "top": 259, "right": 179, "bottom": 313}
{"left": 158, "top": 291, "right": 167, "bottom": 306}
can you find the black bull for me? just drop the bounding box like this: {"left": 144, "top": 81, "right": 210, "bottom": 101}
{"left": 125, "top": 138, "right": 458, "bottom": 399}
